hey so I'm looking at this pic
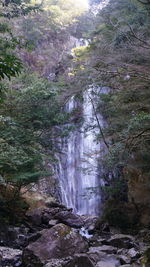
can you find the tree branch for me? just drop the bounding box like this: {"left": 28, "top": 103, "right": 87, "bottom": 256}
{"left": 88, "top": 91, "right": 110, "bottom": 150}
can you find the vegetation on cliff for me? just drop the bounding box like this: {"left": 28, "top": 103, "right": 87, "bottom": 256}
{"left": 0, "top": 0, "right": 150, "bottom": 229}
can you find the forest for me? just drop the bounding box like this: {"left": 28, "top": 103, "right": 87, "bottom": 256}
{"left": 0, "top": 0, "right": 150, "bottom": 266}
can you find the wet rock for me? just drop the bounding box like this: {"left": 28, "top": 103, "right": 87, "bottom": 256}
{"left": 65, "top": 254, "right": 95, "bottom": 267}
{"left": 87, "top": 246, "right": 118, "bottom": 264}
{"left": 89, "top": 235, "right": 108, "bottom": 247}
{"left": 88, "top": 224, "right": 96, "bottom": 234}
{"left": 91, "top": 245, "right": 117, "bottom": 254}
{"left": 0, "top": 246, "right": 22, "bottom": 267}
{"left": 127, "top": 248, "right": 140, "bottom": 259}
{"left": 44, "top": 257, "right": 72, "bottom": 267}
{"left": 87, "top": 249, "right": 107, "bottom": 263}
{"left": 118, "top": 255, "right": 131, "bottom": 265}
{"left": 23, "top": 223, "right": 88, "bottom": 267}
{"left": 95, "top": 255, "right": 120, "bottom": 267}
{"left": 54, "top": 211, "right": 84, "bottom": 228}
{"left": 106, "top": 234, "right": 135, "bottom": 249}
{"left": 117, "top": 248, "right": 128, "bottom": 255}
{"left": 82, "top": 215, "right": 98, "bottom": 234}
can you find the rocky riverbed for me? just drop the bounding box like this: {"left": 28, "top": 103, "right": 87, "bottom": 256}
{"left": 0, "top": 202, "right": 149, "bottom": 267}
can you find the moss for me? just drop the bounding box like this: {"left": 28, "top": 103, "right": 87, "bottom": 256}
{"left": 141, "top": 247, "right": 150, "bottom": 267}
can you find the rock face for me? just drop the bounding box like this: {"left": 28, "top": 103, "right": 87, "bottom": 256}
{"left": 54, "top": 210, "right": 84, "bottom": 228}
{"left": 0, "top": 246, "right": 22, "bottom": 267}
{"left": 124, "top": 164, "right": 150, "bottom": 226}
{"left": 23, "top": 223, "right": 88, "bottom": 266}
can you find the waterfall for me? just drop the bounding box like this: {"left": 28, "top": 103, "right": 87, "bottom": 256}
{"left": 56, "top": 87, "right": 107, "bottom": 215}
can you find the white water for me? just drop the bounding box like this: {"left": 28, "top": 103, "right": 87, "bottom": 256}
{"left": 56, "top": 87, "right": 107, "bottom": 215}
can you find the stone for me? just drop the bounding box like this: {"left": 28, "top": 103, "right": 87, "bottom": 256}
{"left": 0, "top": 224, "right": 29, "bottom": 248}
{"left": 90, "top": 245, "right": 117, "bottom": 254}
{"left": 65, "top": 254, "right": 95, "bottom": 267}
{"left": 87, "top": 247, "right": 118, "bottom": 264}
{"left": 54, "top": 211, "right": 84, "bottom": 228}
{"left": 46, "top": 201, "right": 67, "bottom": 209}
{"left": 127, "top": 248, "right": 140, "bottom": 259}
{"left": 118, "top": 255, "right": 131, "bottom": 265}
{"left": 26, "top": 206, "right": 62, "bottom": 227}
{"left": 88, "top": 251, "right": 107, "bottom": 263}
{"left": 44, "top": 257, "right": 72, "bottom": 267}
{"left": 88, "top": 224, "right": 96, "bottom": 234}
{"left": 82, "top": 216, "right": 98, "bottom": 234}
{"left": 21, "top": 189, "right": 56, "bottom": 210}
{"left": 48, "top": 219, "right": 59, "bottom": 227}
{"left": 0, "top": 246, "right": 22, "bottom": 267}
{"left": 23, "top": 223, "right": 88, "bottom": 267}
{"left": 106, "top": 234, "right": 135, "bottom": 249}
{"left": 26, "top": 207, "right": 47, "bottom": 226}
{"left": 27, "top": 231, "right": 43, "bottom": 243}
{"left": 89, "top": 235, "right": 108, "bottom": 247}
{"left": 95, "top": 255, "right": 120, "bottom": 267}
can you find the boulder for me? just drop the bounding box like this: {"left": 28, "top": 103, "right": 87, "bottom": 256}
{"left": 82, "top": 215, "right": 98, "bottom": 234}
{"left": 87, "top": 249, "right": 107, "bottom": 263}
{"left": 127, "top": 248, "right": 140, "bottom": 259}
{"left": 48, "top": 219, "right": 59, "bottom": 227}
{"left": 26, "top": 207, "right": 47, "bottom": 226}
{"left": 26, "top": 206, "right": 61, "bottom": 227}
{"left": 89, "top": 235, "right": 108, "bottom": 247}
{"left": 96, "top": 261, "right": 117, "bottom": 267}
{"left": 23, "top": 223, "right": 88, "bottom": 267}
{"left": 27, "top": 231, "right": 43, "bottom": 243}
{"left": 118, "top": 255, "right": 131, "bottom": 265}
{"left": 44, "top": 257, "right": 72, "bottom": 267}
{"left": 87, "top": 246, "right": 117, "bottom": 264}
{"left": 65, "top": 254, "right": 95, "bottom": 267}
{"left": 54, "top": 211, "right": 84, "bottom": 228}
{"left": 95, "top": 255, "right": 120, "bottom": 267}
{"left": 106, "top": 234, "right": 135, "bottom": 249}
{"left": 0, "top": 246, "right": 22, "bottom": 267}
{"left": 90, "top": 245, "right": 117, "bottom": 254}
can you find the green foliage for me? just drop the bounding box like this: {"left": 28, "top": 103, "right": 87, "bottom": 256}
{"left": 0, "top": 0, "right": 41, "bottom": 83}
{"left": 0, "top": 55, "right": 22, "bottom": 80}
{"left": 0, "top": 73, "right": 69, "bottom": 189}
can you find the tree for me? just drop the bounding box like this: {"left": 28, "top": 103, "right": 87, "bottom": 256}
{"left": 0, "top": 0, "right": 40, "bottom": 81}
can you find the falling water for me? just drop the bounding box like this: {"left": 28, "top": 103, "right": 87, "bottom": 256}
{"left": 56, "top": 86, "right": 107, "bottom": 215}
